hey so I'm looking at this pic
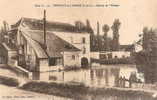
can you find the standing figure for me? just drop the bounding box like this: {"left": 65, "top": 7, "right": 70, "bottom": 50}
{"left": 129, "top": 72, "right": 137, "bottom": 88}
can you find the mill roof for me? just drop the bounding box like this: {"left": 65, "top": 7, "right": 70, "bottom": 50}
{"left": 21, "top": 29, "right": 80, "bottom": 58}
{"left": 11, "top": 17, "right": 89, "bottom": 33}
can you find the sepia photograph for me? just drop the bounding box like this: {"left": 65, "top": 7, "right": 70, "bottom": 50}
{"left": 0, "top": 0, "right": 157, "bottom": 100}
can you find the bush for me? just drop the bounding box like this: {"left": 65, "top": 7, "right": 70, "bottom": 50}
{"left": 0, "top": 76, "right": 19, "bottom": 86}
{"left": 21, "top": 81, "right": 88, "bottom": 99}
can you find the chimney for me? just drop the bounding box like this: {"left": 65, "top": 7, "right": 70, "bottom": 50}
{"left": 97, "top": 21, "right": 100, "bottom": 36}
{"left": 43, "top": 10, "right": 47, "bottom": 50}
{"left": 97, "top": 21, "right": 100, "bottom": 51}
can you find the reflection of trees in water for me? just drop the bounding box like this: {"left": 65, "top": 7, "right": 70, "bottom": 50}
{"left": 111, "top": 68, "right": 120, "bottom": 86}
{"left": 105, "top": 69, "right": 109, "bottom": 86}
{"left": 95, "top": 69, "right": 104, "bottom": 85}
{"left": 90, "top": 70, "right": 94, "bottom": 86}
{"left": 93, "top": 68, "right": 120, "bottom": 86}
{"left": 95, "top": 69, "right": 104, "bottom": 78}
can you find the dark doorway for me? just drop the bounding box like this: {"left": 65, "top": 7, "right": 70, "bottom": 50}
{"left": 0, "top": 56, "right": 7, "bottom": 64}
{"left": 81, "top": 57, "right": 88, "bottom": 68}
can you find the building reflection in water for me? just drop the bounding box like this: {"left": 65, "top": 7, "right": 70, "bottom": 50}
{"left": 31, "top": 64, "right": 137, "bottom": 87}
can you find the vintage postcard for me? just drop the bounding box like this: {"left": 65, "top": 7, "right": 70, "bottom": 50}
{"left": 0, "top": 0, "right": 157, "bottom": 100}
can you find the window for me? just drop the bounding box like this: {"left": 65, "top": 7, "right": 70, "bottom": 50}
{"left": 56, "top": 58, "right": 62, "bottom": 65}
{"left": 27, "top": 55, "right": 31, "bottom": 60}
{"left": 82, "top": 37, "right": 86, "bottom": 43}
{"left": 104, "top": 55, "right": 107, "bottom": 59}
{"left": 83, "top": 47, "right": 86, "bottom": 54}
{"left": 108, "top": 53, "right": 112, "bottom": 59}
{"left": 122, "top": 55, "right": 126, "bottom": 58}
{"left": 18, "top": 54, "right": 25, "bottom": 66}
{"left": 49, "top": 58, "right": 56, "bottom": 66}
{"left": 49, "top": 58, "right": 62, "bottom": 66}
{"left": 26, "top": 55, "right": 31, "bottom": 64}
{"left": 72, "top": 55, "right": 75, "bottom": 60}
{"left": 100, "top": 54, "right": 107, "bottom": 60}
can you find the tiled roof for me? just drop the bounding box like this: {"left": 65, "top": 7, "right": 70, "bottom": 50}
{"left": 21, "top": 29, "right": 80, "bottom": 58}
{"left": 21, "top": 32, "right": 48, "bottom": 59}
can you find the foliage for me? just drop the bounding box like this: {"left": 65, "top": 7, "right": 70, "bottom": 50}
{"left": 90, "top": 19, "right": 121, "bottom": 51}
{"left": 111, "top": 19, "right": 121, "bottom": 33}
{"left": 102, "top": 24, "right": 110, "bottom": 34}
{"left": 111, "top": 19, "right": 121, "bottom": 51}
{"left": 135, "top": 27, "right": 157, "bottom": 83}
{"left": 102, "top": 24, "right": 110, "bottom": 51}
{"left": 0, "top": 76, "right": 19, "bottom": 87}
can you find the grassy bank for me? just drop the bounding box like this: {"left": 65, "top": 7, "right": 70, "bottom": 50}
{"left": 21, "top": 81, "right": 155, "bottom": 100}
{"left": 0, "top": 76, "right": 19, "bottom": 87}
{"left": 21, "top": 82, "right": 88, "bottom": 99}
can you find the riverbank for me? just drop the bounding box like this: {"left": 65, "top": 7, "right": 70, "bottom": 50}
{"left": 21, "top": 81, "right": 157, "bottom": 100}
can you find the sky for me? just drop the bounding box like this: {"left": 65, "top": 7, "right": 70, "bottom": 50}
{"left": 0, "top": 0, "right": 157, "bottom": 45}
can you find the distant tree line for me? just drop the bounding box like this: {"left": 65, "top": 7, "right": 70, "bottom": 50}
{"left": 89, "top": 19, "right": 121, "bottom": 51}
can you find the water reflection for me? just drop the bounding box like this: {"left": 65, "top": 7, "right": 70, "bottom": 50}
{"left": 9, "top": 64, "right": 151, "bottom": 100}
{"left": 32, "top": 64, "right": 138, "bottom": 87}
{"left": 89, "top": 67, "right": 120, "bottom": 87}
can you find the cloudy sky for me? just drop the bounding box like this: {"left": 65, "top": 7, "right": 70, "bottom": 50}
{"left": 0, "top": 0, "right": 157, "bottom": 44}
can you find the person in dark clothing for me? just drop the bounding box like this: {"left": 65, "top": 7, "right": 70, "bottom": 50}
{"left": 122, "top": 76, "right": 126, "bottom": 88}
{"left": 118, "top": 76, "right": 123, "bottom": 87}
{"left": 129, "top": 73, "right": 137, "bottom": 88}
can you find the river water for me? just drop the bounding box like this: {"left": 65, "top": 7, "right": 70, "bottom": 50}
{"left": 32, "top": 64, "right": 144, "bottom": 88}
{"left": 29, "top": 64, "right": 154, "bottom": 100}
{"left": 1, "top": 64, "right": 155, "bottom": 100}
